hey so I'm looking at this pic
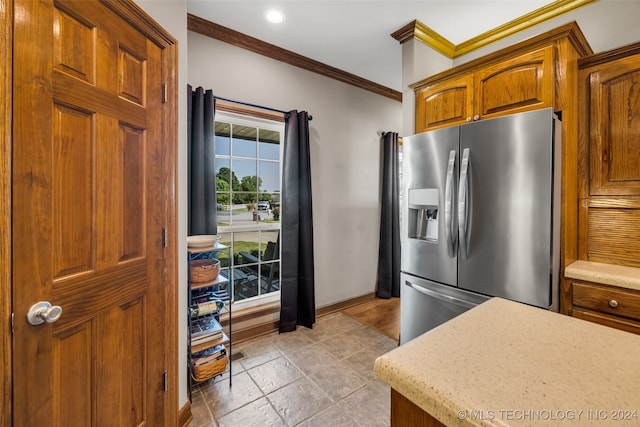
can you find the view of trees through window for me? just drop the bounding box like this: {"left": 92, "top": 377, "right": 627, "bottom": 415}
{"left": 214, "top": 116, "right": 282, "bottom": 304}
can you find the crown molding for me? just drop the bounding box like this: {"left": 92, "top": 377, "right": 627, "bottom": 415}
{"left": 578, "top": 40, "right": 640, "bottom": 69}
{"left": 409, "top": 21, "right": 592, "bottom": 90}
{"left": 391, "top": 0, "right": 597, "bottom": 59}
{"left": 409, "top": 21, "right": 593, "bottom": 91}
{"left": 390, "top": 20, "right": 455, "bottom": 58}
{"left": 414, "top": 20, "right": 457, "bottom": 58}
{"left": 188, "top": 14, "right": 402, "bottom": 102}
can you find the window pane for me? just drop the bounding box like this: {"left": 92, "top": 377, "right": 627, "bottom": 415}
{"left": 218, "top": 233, "right": 232, "bottom": 268}
{"left": 259, "top": 161, "right": 280, "bottom": 192}
{"left": 233, "top": 231, "right": 260, "bottom": 266}
{"left": 260, "top": 261, "right": 279, "bottom": 295}
{"left": 230, "top": 194, "right": 258, "bottom": 225}
{"left": 216, "top": 194, "right": 230, "bottom": 226}
{"left": 234, "top": 266, "right": 258, "bottom": 301}
{"left": 260, "top": 196, "right": 279, "bottom": 224}
{"left": 259, "top": 129, "right": 280, "bottom": 161}
{"left": 215, "top": 122, "right": 231, "bottom": 155}
{"left": 260, "top": 228, "right": 279, "bottom": 296}
{"left": 231, "top": 159, "right": 257, "bottom": 192}
{"left": 232, "top": 231, "right": 260, "bottom": 302}
{"left": 261, "top": 230, "right": 279, "bottom": 261}
{"left": 215, "top": 157, "right": 231, "bottom": 191}
{"left": 215, "top": 157, "right": 231, "bottom": 227}
{"left": 231, "top": 125, "right": 257, "bottom": 158}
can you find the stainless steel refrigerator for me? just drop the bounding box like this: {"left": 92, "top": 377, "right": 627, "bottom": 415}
{"left": 400, "top": 108, "right": 561, "bottom": 344}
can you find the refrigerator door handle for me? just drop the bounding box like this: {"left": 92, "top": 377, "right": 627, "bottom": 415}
{"left": 406, "top": 280, "right": 477, "bottom": 309}
{"left": 444, "top": 150, "right": 457, "bottom": 257}
{"left": 458, "top": 148, "right": 470, "bottom": 259}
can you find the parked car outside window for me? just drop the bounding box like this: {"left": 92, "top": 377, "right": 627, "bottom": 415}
{"left": 257, "top": 201, "right": 270, "bottom": 210}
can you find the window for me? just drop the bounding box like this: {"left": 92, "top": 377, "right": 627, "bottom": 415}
{"left": 214, "top": 112, "right": 283, "bottom": 307}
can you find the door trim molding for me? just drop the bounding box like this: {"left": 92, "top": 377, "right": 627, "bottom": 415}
{"left": 1, "top": 0, "right": 13, "bottom": 424}
{"left": 178, "top": 401, "right": 193, "bottom": 427}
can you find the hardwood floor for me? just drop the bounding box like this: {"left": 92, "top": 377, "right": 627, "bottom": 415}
{"left": 341, "top": 297, "right": 400, "bottom": 343}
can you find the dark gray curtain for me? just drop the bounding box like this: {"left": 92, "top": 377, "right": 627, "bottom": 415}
{"left": 187, "top": 85, "right": 217, "bottom": 236}
{"left": 376, "top": 132, "right": 401, "bottom": 298}
{"left": 279, "top": 111, "right": 315, "bottom": 332}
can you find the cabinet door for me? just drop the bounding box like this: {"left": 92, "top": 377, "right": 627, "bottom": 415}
{"left": 415, "top": 74, "right": 474, "bottom": 133}
{"left": 586, "top": 54, "right": 640, "bottom": 196}
{"left": 474, "top": 46, "right": 555, "bottom": 120}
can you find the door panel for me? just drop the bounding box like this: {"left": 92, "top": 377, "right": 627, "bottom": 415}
{"left": 13, "top": 1, "right": 167, "bottom": 425}
{"left": 401, "top": 127, "right": 459, "bottom": 286}
{"left": 475, "top": 46, "right": 554, "bottom": 120}
{"left": 52, "top": 103, "right": 94, "bottom": 278}
{"left": 53, "top": 324, "right": 92, "bottom": 427}
{"left": 415, "top": 74, "right": 474, "bottom": 132}
{"left": 586, "top": 54, "right": 640, "bottom": 196}
{"left": 96, "top": 299, "right": 146, "bottom": 425}
{"left": 457, "top": 108, "right": 556, "bottom": 308}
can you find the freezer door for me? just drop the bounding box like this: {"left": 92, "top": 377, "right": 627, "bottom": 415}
{"left": 457, "top": 108, "right": 558, "bottom": 308}
{"left": 401, "top": 127, "right": 459, "bottom": 286}
{"left": 400, "top": 273, "right": 489, "bottom": 344}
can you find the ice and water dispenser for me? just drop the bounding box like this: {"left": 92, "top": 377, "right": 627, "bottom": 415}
{"left": 408, "top": 188, "right": 439, "bottom": 241}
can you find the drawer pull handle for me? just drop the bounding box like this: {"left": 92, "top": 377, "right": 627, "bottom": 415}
{"left": 608, "top": 299, "right": 618, "bottom": 308}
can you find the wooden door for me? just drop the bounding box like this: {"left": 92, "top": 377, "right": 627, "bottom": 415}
{"left": 414, "top": 74, "right": 474, "bottom": 132}
{"left": 474, "top": 46, "right": 555, "bottom": 120}
{"left": 12, "top": 1, "right": 174, "bottom": 425}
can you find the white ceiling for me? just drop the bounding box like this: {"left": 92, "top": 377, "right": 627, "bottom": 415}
{"left": 187, "top": 1, "right": 557, "bottom": 91}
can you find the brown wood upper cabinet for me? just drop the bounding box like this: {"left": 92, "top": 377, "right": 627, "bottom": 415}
{"left": 412, "top": 23, "right": 591, "bottom": 133}
{"left": 475, "top": 46, "right": 554, "bottom": 121}
{"left": 414, "top": 74, "right": 474, "bottom": 131}
{"left": 415, "top": 47, "right": 554, "bottom": 132}
{"left": 579, "top": 43, "right": 640, "bottom": 196}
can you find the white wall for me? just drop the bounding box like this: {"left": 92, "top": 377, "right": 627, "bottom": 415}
{"left": 133, "top": 0, "right": 190, "bottom": 410}
{"left": 188, "top": 32, "right": 403, "bottom": 308}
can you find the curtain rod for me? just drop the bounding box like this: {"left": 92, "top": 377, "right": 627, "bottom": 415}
{"left": 214, "top": 96, "right": 313, "bottom": 121}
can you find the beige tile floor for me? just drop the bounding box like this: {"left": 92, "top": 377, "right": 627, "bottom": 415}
{"left": 189, "top": 312, "right": 399, "bottom": 427}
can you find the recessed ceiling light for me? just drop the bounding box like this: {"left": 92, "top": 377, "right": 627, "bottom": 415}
{"left": 264, "top": 9, "right": 285, "bottom": 24}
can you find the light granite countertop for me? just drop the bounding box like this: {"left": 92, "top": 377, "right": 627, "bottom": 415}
{"left": 565, "top": 261, "right": 640, "bottom": 292}
{"left": 374, "top": 298, "right": 640, "bottom": 426}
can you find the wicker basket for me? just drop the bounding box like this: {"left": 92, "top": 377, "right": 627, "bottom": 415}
{"left": 192, "top": 356, "right": 228, "bottom": 382}
{"left": 190, "top": 258, "right": 220, "bottom": 283}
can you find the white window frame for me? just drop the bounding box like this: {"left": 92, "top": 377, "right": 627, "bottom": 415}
{"left": 214, "top": 111, "right": 283, "bottom": 310}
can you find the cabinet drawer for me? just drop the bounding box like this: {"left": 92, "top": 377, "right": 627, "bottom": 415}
{"left": 572, "top": 282, "right": 640, "bottom": 321}
{"left": 572, "top": 308, "right": 640, "bottom": 335}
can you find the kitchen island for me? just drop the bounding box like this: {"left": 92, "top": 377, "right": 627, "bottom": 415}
{"left": 374, "top": 297, "right": 640, "bottom": 426}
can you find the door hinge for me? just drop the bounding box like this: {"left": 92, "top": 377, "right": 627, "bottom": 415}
{"left": 162, "top": 83, "right": 167, "bottom": 104}
{"left": 162, "top": 370, "right": 168, "bottom": 391}
{"left": 162, "top": 227, "right": 168, "bottom": 248}
{"left": 11, "top": 312, "right": 14, "bottom": 334}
